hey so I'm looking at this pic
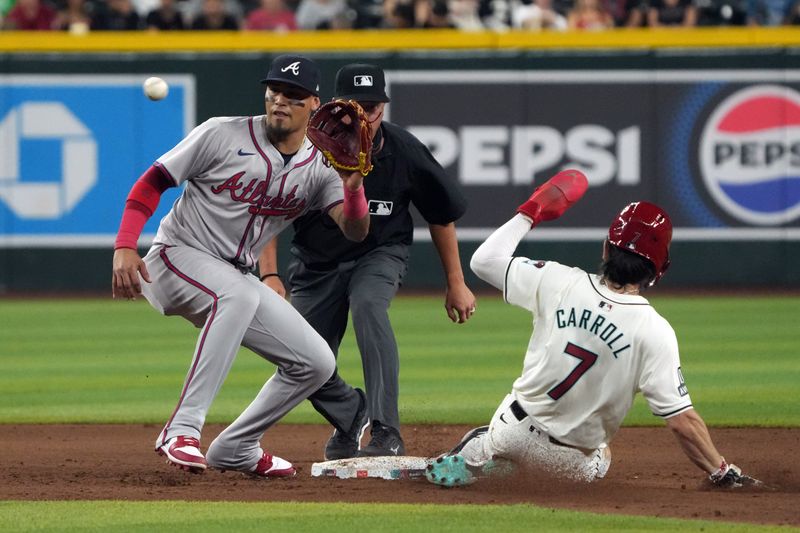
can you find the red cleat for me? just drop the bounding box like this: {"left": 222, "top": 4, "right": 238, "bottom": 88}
{"left": 157, "top": 436, "right": 207, "bottom": 474}
{"left": 250, "top": 451, "right": 296, "bottom": 478}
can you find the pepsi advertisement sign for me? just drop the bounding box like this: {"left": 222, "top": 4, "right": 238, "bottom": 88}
{"left": 386, "top": 70, "right": 800, "bottom": 240}
{"left": 699, "top": 85, "right": 800, "bottom": 225}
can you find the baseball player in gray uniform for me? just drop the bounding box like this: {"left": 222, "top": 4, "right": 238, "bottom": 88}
{"left": 426, "top": 170, "right": 760, "bottom": 489}
{"left": 111, "top": 54, "right": 370, "bottom": 477}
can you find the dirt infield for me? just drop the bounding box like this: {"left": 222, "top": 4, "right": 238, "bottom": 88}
{"left": 2, "top": 424, "right": 797, "bottom": 527}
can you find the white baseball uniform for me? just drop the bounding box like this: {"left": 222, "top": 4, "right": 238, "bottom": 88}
{"left": 140, "top": 115, "right": 344, "bottom": 471}
{"left": 461, "top": 214, "right": 692, "bottom": 481}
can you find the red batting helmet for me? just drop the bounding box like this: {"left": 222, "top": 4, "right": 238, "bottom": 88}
{"left": 607, "top": 201, "right": 673, "bottom": 286}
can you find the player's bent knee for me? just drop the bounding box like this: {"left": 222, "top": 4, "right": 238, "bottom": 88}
{"left": 307, "top": 332, "right": 336, "bottom": 371}
{"left": 281, "top": 342, "right": 335, "bottom": 387}
{"left": 310, "top": 352, "right": 336, "bottom": 387}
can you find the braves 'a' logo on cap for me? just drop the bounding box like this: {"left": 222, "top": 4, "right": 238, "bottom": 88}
{"left": 699, "top": 85, "right": 800, "bottom": 225}
{"left": 281, "top": 62, "right": 301, "bottom": 76}
{"left": 354, "top": 75, "right": 373, "bottom": 87}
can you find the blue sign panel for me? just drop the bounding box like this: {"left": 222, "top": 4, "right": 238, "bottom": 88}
{"left": 0, "top": 75, "right": 195, "bottom": 246}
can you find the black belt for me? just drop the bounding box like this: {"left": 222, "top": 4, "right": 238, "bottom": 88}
{"left": 509, "top": 400, "right": 574, "bottom": 449}
{"left": 509, "top": 399, "right": 529, "bottom": 422}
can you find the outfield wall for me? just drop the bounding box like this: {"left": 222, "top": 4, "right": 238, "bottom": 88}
{"left": 1, "top": 30, "right": 799, "bottom": 292}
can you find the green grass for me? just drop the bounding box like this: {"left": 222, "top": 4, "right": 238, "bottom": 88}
{"left": 1, "top": 295, "right": 798, "bottom": 531}
{"left": 0, "top": 501, "right": 791, "bottom": 532}
{"left": 0, "top": 295, "right": 798, "bottom": 425}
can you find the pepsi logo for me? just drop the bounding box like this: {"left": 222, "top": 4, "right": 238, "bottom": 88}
{"left": 699, "top": 85, "right": 800, "bottom": 225}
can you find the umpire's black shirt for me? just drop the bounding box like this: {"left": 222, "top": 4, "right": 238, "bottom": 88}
{"left": 290, "top": 121, "right": 467, "bottom": 265}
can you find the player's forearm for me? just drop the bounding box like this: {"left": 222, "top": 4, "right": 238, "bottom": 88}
{"left": 115, "top": 165, "right": 174, "bottom": 249}
{"left": 470, "top": 214, "right": 531, "bottom": 289}
{"left": 665, "top": 409, "right": 724, "bottom": 474}
{"left": 340, "top": 215, "right": 369, "bottom": 241}
{"left": 429, "top": 223, "right": 466, "bottom": 286}
{"left": 115, "top": 204, "right": 151, "bottom": 250}
{"left": 335, "top": 185, "right": 370, "bottom": 241}
{"left": 259, "top": 238, "right": 280, "bottom": 278}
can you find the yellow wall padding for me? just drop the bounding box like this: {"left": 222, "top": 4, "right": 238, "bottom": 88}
{"left": 2, "top": 27, "right": 800, "bottom": 53}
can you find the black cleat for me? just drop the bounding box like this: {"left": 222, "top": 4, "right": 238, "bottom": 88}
{"left": 357, "top": 422, "right": 405, "bottom": 457}
{"left": 324, "top": 388, "right": 370, "bottom": 460}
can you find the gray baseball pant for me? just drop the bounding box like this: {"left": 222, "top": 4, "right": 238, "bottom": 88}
{"left": 142, "top": 244, "right": 335, "bottom": 471}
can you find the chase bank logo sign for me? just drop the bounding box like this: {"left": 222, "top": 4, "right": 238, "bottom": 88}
{"left": 699, "top": 85, "right": 800, "bottom": 225}
{"left": 0, "top": 75, "right": 194, "bottom": 246}
{"left": 0, "top": 102, "right": 97, "bottom": 219}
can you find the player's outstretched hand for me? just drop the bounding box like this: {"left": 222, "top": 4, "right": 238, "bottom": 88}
{"left": 112, "top": 248, "right": 151, "bottom": 301}
{"left": 709, "top": 462, "right": 762, "bottom": 489}
{"left": 518, "top": 169, "right": 589, "bottom": 227}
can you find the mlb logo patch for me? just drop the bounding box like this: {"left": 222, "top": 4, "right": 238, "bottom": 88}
{"left": 369, "top": 200, "right": 392, "bottom": 215}
{"left": 354, "top": 75, "right": 373, "bottom": 87}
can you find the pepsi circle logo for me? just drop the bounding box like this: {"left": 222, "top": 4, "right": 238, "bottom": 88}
{"left": 699, "top": 85, "right": 800, "bottom": 225}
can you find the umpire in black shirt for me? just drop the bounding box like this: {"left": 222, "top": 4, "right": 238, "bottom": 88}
{"left": 260, "top": 63, "right": 476, "bottom": 459}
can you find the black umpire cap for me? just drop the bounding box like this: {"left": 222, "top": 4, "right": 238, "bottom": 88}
{"left": 335, "top": 64, "right": 390, "bottom": 103}
{"left": 261, "top": 54, "right": 321, "bottom": 97}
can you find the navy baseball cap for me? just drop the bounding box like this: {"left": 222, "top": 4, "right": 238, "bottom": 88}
{"left": 260, "top": 54, "right": 321, "bottom": 97}
{"left": 335, "top": 63, "right": 390, "bottom": 103}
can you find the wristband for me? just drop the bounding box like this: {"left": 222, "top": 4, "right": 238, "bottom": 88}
{"left": 114, "top": 203, "right": 149, "bottom": 250}
{"left": 260, "top": 273, "right": 280, "bottom": 281}
{"left": 342, "top": 185, "right": 368, "bottom": 220}
{"left": 114, "top": 165, "right": 173, "bottom": 250}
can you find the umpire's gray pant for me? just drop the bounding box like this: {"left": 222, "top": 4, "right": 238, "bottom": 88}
{"left": 286, "top": 244, "right": 409, "bottom": 432}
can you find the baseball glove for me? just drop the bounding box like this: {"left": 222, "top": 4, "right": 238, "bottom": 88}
{"left": 307, "top": 99, "right": 373, "bottom": 176}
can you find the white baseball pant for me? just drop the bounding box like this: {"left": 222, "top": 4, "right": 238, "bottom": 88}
{"left": 459, "top": 393, "right": 611, "bottom": 482}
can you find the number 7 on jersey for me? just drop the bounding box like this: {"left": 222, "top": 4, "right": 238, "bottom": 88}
{"left": 547, "top": 342, "right": 598, "bottom": 400}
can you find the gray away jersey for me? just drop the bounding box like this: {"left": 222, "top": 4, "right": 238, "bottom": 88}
{"left": 153, "top": 116, "right": 343, "bottom": 269}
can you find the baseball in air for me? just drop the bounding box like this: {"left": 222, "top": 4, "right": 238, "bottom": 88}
{"left": 143, "top": 77, "right": 169, "bottom": 101}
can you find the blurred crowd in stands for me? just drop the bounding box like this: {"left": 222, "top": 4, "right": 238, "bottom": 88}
{"left": 2, "top": 0, "right": 799, "bottom": 33}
